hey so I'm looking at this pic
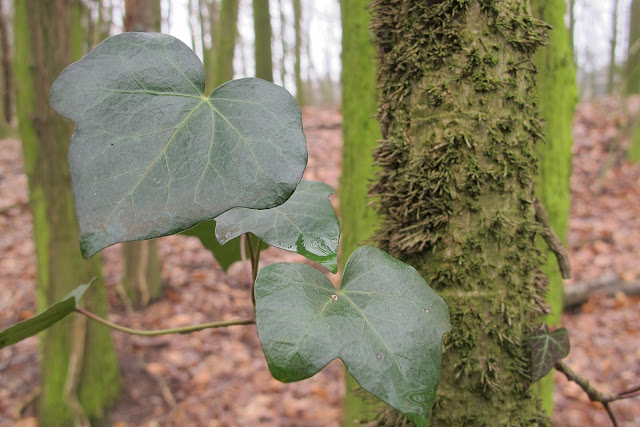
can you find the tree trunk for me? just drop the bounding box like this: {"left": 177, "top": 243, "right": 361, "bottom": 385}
{"left": 607, "top": 0, "right": 620, "bottom": 94}
{"left": 627, "top": 0, "right": 640, "bottom": 162}
{"left": 339, "top": 0, "right": 384, "bottom": 424}
{"left": 0, "top": 0, "right": 13, "bottom": 125}
{"left": 14, "top": 1, "right": 120, "bottom": 425}
{"left": 530, "top": 0, "right": 577, "bottom": 415}
{"left": 293, "top": 0, "right": 303, "bottom": 104}
{"left": 370, "top": 1, "right": 549, "bottom": 424}
{"left": 122, "top": 0, "right": 163, "bottom": 307}
{"left": 253, "top": 0, "right": 273, "bottom": 81}
{"left": 212, "top": 0, "right": 239, "bottom": 88}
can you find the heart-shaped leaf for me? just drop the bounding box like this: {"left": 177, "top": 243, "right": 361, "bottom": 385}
{"left": 530, "top": 324, "right": 570, "bottom": 382}
{"left": 50, "top": 32, "right": 307, "bottom": 258}
{"left": 0, "top": 282, "right": 92, "bottom": 349}
{"left": 216, "top": 180, "right": 340, "bottom": 273}
{"left": 255, "top": 246, "right": 450, "bottom": 425}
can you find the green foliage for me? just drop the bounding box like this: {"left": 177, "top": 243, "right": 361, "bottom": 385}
{"left": 0, "top": 282, "right": 91, "bottom": 349}
{"left": 529, "top": 325, "right": 570, "bottom": 382}
{"left": 8, "top": 32, "right": 454, "bottom": 425}
{"left": 181, "top": 219, "right": 245, "bottom": 272}
{"left": 255, "top": 246, "right": 450, "bottom": 426}
{"left": 49, "top": 32, "right": 307, "bottom": 258}
{"left": 216, "top": 180, "right": 340, "bottom": 273}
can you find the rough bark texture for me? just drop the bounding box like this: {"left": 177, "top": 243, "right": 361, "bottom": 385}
{"left": 14, "top": 0, "right": 120, "bottom": 425}
{"left": 530, "top": 0, "right": 576, "bottom": 415}
{"left": 370, "top": 1, "right": 549, "bottom": 424}
{"left": 122, "top": 0, "right": 163, "bottom": 307}
{"left": 628, "top": 0, "right": 640, "bottom": 162}
{"left": 253, "top": 0, "right": 273, "bottom": 82}
{"left": 293, "top": 0, "right": 304, "bottom": 105}
{"left": 339, "top": 0, "right": 384, "bottom": 424}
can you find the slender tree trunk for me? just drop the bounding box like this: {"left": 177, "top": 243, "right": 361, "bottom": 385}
{"left": 608, "top": 0, "right": 620, "bottom": 94}
{"left": 277, "top": 0, "right": 287, "bottom": 87}
{"left": 627, "top": 0, "right": 640, "bottom": 162}
{"left": 212, "top": 0, "right": 239, "bottom": 88}
{"left": 14, "top": 1, "right": 120, "bottom": 425}
{"left": 568, "top": 0, "right": 575, "bottom": 56}
{"left": 339, "top": 0, "right": 383, "bottom": 424}
{"left": 370, "top": 1, "right": 549, "bottom": 424}
{"left": 253, "top": 0, "right": 273, "bottom": 81}
{"left": 530, "top": 0, "right": 577, "bottom": 416}
{"left": 122, "top": 0, "right": 162, "bottom": 307}
{"left": 0, "top": 0, "right": 13, "bottom": 125}
{"left": 293, "top": 0, "right": 303, "bottom": 104}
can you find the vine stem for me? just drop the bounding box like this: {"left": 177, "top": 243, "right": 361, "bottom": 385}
{"left": 244, "top": 233, "right": 263, "bottom": 306}
{"left": 555, "top": 360, "right": 640, "bottom": 427}
{"left": 75, "top": 307, "right": 254, "bottom": 336}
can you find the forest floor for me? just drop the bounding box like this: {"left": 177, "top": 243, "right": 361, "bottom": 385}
{"left": 1, "top": 100, "right": 639, "bottom": 427}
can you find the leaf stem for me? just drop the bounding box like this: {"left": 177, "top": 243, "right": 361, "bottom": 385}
{"left": 244, "top": 233, "right": 263, "bottom": 306}
{"left": 75, "top": 307, "right": 254, "bottom": 336}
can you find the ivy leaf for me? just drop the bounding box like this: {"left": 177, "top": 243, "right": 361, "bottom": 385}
{"left": 0, "top": 282, "right": 92, "bottom": 349}
{"left": 255, "top": 246, "right": 451, "bottom": 425}
{"left": 50, "top": 32, "right": 307, "bottom": 258}
{"left": 530, "top": 324, "right": 570, "bottom": 382}
{"left": 180, "top": 219, "right": 242, "bottom": 272}
{"left": 215, "top": 180, "right": 340, "bottom": 273}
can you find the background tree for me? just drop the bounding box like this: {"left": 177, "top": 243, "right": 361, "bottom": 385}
{"left": 121, "top": 0, "right": 163, "bottom": 308}
{"left": 212, "top": 0, "right": 239, "bottom": 88}
{"left": 339, "top": 0, "right": 383, "bottom": 424}
{"left": 13, "top": 0, "right": 120, "bottom": 425}
{"left": 253, "top": 0, "right": 273, "bottom": 82}
{"left": 607, "top": 0, "right": 620, "bottom": 94}
{"left": 293, "top": 0, "right": 303, "bottom": 104}
{"left": 369, "top": 0, "right": 550, "bottom": 424}
{"left": 0, "top": 0, "right": 12, "bottom": 131}
{"left": 530, "top": 0, "right": 577, "bottom": 415}
{"left": 627, "top": 0, "right": 640, "bottom": 162}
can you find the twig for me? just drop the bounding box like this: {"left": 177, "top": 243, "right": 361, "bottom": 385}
{"left": 555, "top": 360, "right": 640, "bottom": 427}
{"left": 534, "top": 199, "right": 572, "bottom": 279}
{"left": 136, "top": 353, "right": 176, "bottom": 409}
{"left": 240, "top": 234, "right": 253, "bottom": 284}
{"left": 76, "top": 306, "right": 254, "bottom": 336}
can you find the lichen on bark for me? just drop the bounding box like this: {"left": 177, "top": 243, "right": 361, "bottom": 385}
{"left": 369, "top": 1, "right": 551, "bottom": 424}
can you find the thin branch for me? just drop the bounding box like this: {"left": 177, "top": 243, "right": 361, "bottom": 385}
{"left": 75, "top": 306, "right": 254, "bottom": 336}
{"left": 534, "top": 198, "right": 572, "bottom": 279}
{"left": 555, "top": 360, "right": 640, "bottom": 427}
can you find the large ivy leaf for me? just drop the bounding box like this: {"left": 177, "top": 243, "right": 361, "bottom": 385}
{"left": 50, "top": 32, "right": 307, "bottom": 258}
{"left": 530, "top": 324, "right": 570, "bottom": 382}
{"left": 215, "top": 180, "right": 339, "bottom": 273}
{"left": 0, "top": 282, "right": 92, "bottom": 349}
{"left": 255, "top": 246, "right": 450, "bottom": 425}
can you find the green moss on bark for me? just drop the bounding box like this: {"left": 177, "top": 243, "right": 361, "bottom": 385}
{"left": 530, "top": 0, "right": 576, "bottom": 415}
{"left": 340, "top": 0, "right": 385, "bottom": 424}
{"left": 370, "top": 1, "right": 549, "bottom": 424}
{"left": 14, "top": 1, "right": 120, "bottom": 425}
{"left": 253, "top": 0, "right": 273, "bottom": 82}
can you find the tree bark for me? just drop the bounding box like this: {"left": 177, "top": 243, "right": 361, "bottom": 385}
{"left": 0, "top": 0, "right": 13, "bottom": 125}
{"left": 253, "top": 0, "right": 273, "bottom": 81}
{"left": 122, "top": 0, "right": 163, "bottom": 307}
{"left": 370, "top": 1, "right": 549, "bottom": 424}
{"left": 212, "top": 0, "right": 239, "bottom": 88}
{"left": 339, "top": 0, "right": 384, "bottom": 424}
{"left": 292, "top": 0, "right": 303, "bottom": 104}
{"left": 14, "top": 0, "right": 120, "bottom": 425}
{"left": 530, "top": 0, "right": 577, "bottom": 415}
{"left": 627, "top": 0, "right": 640, "bottom": 162}
{"left": 607, "top": 0, "right": 620, "bottom": 94}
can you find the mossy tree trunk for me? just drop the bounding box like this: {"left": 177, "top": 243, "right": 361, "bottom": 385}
{"left": 627, "top": 0, "right": 640, "bottom": 162}
{"left": 0, "top": 0, "right": 12, "bottom": 128}
{"left": 339, "top": 0, "right": 384, "bottom": 425}
{"left": 14, "top": 0, "right": 120, "bottom": 425}
{"left": 370, "top": 1, "right": 550, "bottom": 424}
{"left": 122, "top": 0, "right": 163, "bottom": 308}
{"left": 530, "top": 0, "right": 577, "bottom": 415}
{"left": 253, "top": 0, "right": 273, "bottom": 82}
